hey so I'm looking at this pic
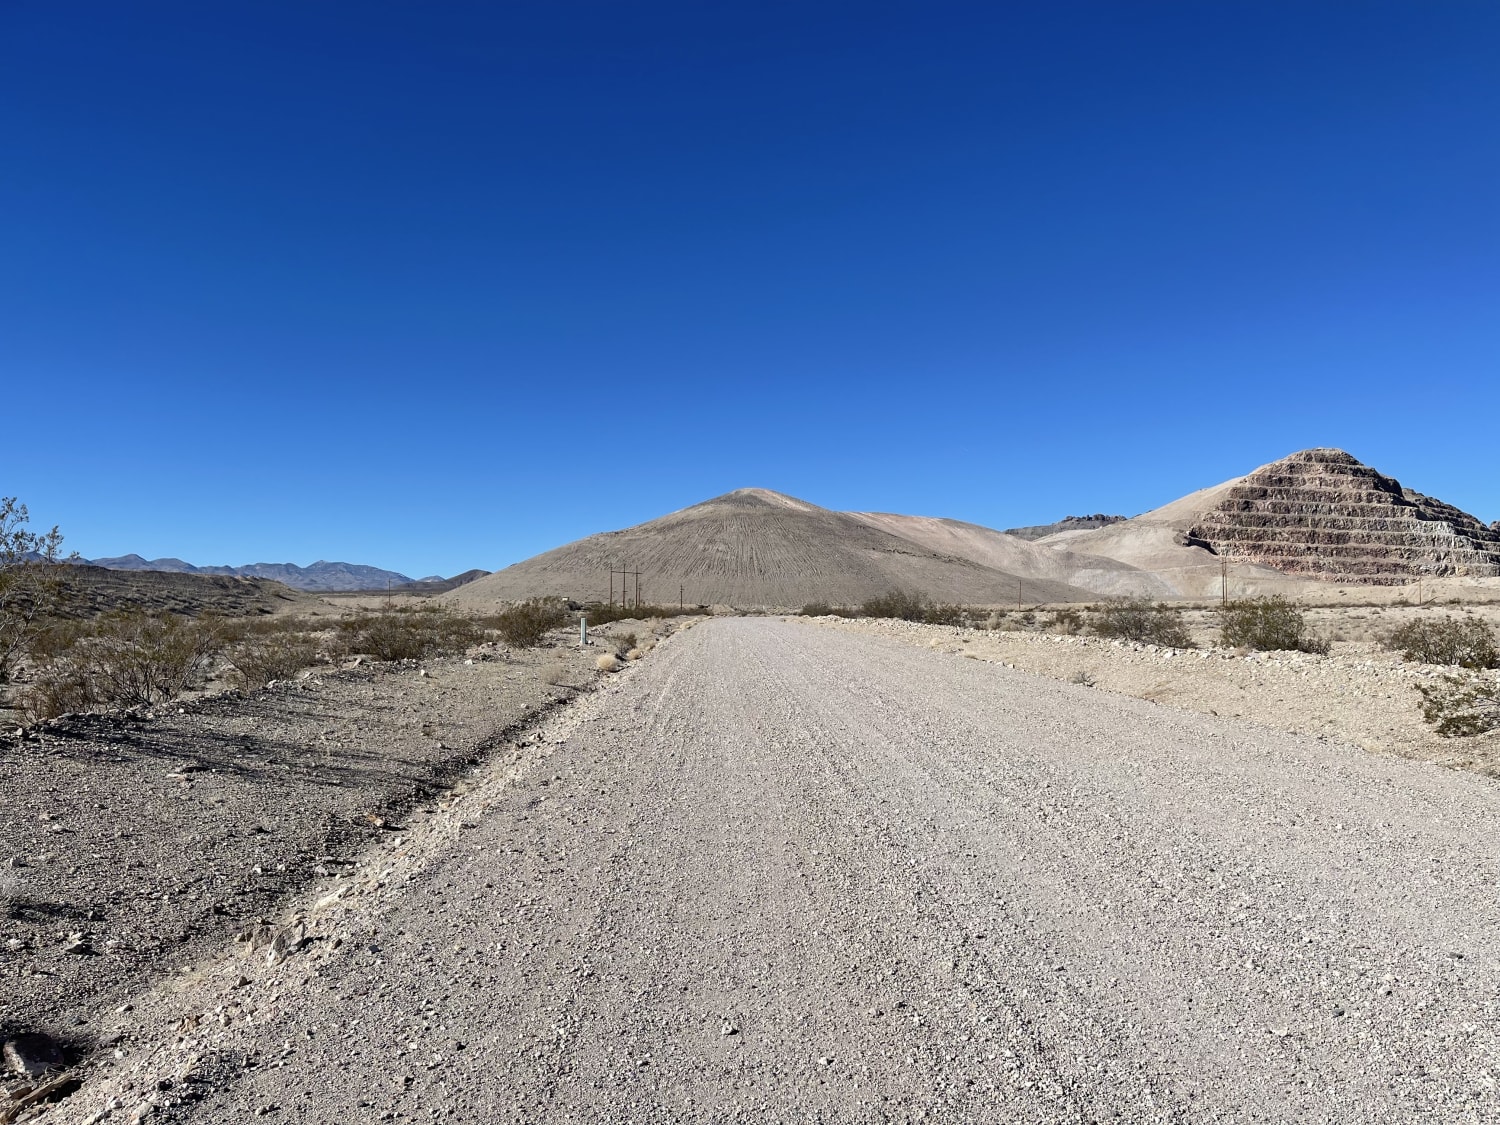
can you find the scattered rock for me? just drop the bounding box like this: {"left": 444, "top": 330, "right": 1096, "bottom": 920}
{"left": 4, "top": 1031, "right": 64, "bottom": 1076}
{"left": 265, "top": 919, "right": 307, "bottom": 967}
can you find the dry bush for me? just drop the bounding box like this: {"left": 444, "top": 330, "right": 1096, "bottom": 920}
{"left": 922, "top": 603, "right": 967, "bottom": 627}
{"left": 541, "top": 663, "right": 570, "bottom": 686}
{"left": 861, "top": 590, "right": 926, "bottom": 621}
{"left": 22, "top": 611, "right": 222, "bottom": 718}
{"left": 490, "top": 599, "right": 569, "bottom": 648}
{"left": 335, "top": 605, "right": 483, "bottom": 661}
{"left": 580, "top": 602, "right": 708, "bottom": 627}
{"left": 613, "top": 631, "right": 638, "bottom": 657}
{"left": 1417, "top": 673, "right": 1500, "bottom": 737}
{"left": 1045, "top": 609, "right": 1085, "bottom": 635}
{"left": 1384, "top": 615, "right": 1498, "bottom": 669}
{"left": 799, "top": 602, "right": 834, "bottom": 617}
{"left": 229, "top": 632, "right": 320, "bottom": 687}
{"left": 595, "top": 653, "right": 621, "bottom": 673}
{"left": 1216, "top": 597, "right": 1327, "bottom": 654}
{"left": 1091, "top": 599, "right": 1194, "bottom": 648}
{"left": 625, "top": 648, "right": 644, "bottom": 661}
{"left": 0, "top": 497, "right": 69, "bottom": 684}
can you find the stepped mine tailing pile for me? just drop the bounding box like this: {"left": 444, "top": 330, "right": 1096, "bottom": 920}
{"left": 1189, "top": 448, "right": 1500, "bottom": 584}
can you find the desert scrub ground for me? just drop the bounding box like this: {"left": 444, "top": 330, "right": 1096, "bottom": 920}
{"left": 0, "top": 609, "right": 681, "bottom": 1088}
{"left": 801, "top": 604, "right": 1500, "bottom": 777}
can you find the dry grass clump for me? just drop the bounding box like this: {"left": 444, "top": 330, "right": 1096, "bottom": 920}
{"left": 1216, "top": 597, "right": 1328, "bottom": 655}
{"left": 595, "top": 653, "right": 621, "bottom": 673}
{"left": 1383, "top": 615, "right": 1498, "bottom": 669}
{"left": 541, "top": 663, "right": 570, "bottom": 686}
{"left": 625, "top": 648, "right": 644, "bottom": 661}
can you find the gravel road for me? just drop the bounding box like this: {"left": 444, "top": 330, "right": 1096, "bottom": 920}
{"left": 46, "top": 618, "right": 1500, "bottom": 1123}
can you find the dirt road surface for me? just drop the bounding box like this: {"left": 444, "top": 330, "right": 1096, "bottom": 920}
{"left": 47, "top": 619, "right": 1500, "bottom": 1123}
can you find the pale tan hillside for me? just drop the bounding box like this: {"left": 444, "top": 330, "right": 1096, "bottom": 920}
{"left": 848, "top": 511, "right": 1176, "bottom": 598}
{"left": 449, "top": 488, "right": 1098, "bottom": 609}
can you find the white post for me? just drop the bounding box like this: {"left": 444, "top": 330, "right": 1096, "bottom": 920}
{"left": 580, "top": 617, "right": 588, "bottom": 647}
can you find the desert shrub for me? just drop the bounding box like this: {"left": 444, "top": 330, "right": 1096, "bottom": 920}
{"left": 861, "top": 590, "right": 926, "bottom": 621}
{"left": 983, "top": 610, "right": 1007, "bottom": 630}
{"left": 595, "top": 652, "right": 621, "bottom": 673}
{"left": 228, "top": 632, "right": 320, "bottom": 687}
{"left": 0, "top": 497, "right": 70, "bottom": 683}
{"left": 491, "top": 599, "right": 569, "bottom": 648}
{"left": 578, "top": 602, "right": 710, "bottom": 627}
{"left": 625, "top": 647, "right": 644, "bottom": 661}
{"left": 922, "top": 603, "right": 967, "bottom": 627}
{"left": 22, "top": 611, "right": 224, "bottom": 717}
{"left": 1216, "top": 596, "right": 1328, "bottom": 654}
{"left": 541, "top": 663, "right": 570, "bottom": 686}
{"left": 1045, "top": 609, "right": 1085, "bottom": 635}
{"left": 798, "top": 602, "right": 833, "bottom": 617}
{"left": 1384, "top": 615, "right": 1498, "bottom": 669}
{"left": 1092, "top": 599, "right": 1194, "bottom": 648}
{"left": 1416, "top": 673, "right": 1500, "bottom": 737}
{"left": 337, "top": 606, "right": 483, "bottom": 661}
{"left": 1016, "top": 610, "right": 1037, "bottom": 629}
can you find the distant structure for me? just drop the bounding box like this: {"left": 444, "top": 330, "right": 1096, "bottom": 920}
{"left": 1187, "top": 448, "right": 1500, "bottom": 584}
{"left": 1004, "top": 514, "right": 1127, "bottom": 541}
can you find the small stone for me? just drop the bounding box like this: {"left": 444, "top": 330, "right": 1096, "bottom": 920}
{"left": 4, "top": 1031, "right": 64, "bottom": 1076}
{"left": 720, "top": 1020, "right": 738, "bottom": 1036}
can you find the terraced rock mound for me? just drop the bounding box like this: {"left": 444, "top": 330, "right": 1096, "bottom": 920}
{"left": 1187, "top": 448, "right": 1500, "bottom": 584}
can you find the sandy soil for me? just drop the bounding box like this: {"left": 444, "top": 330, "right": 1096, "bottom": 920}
{"left": 20, "top": 618, "right": 1500, "bottom": 1123}
{"left": 801, "top": 605, "right": 1500, "bottom": 776}
{"left": 0, "top": 618, "right": 663, "bottom": 1111}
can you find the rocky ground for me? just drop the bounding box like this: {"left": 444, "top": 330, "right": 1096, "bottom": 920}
{"left": 805, "top": 608, "right": 1500, "bottom": 777}
{"left": 15, "top": 617, "right": 1500, "bottom": 1123}
{"left": 0, "top": 618, "right": 669, "bottom": 1121}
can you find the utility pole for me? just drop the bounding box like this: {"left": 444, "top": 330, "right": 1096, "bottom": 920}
{"left": 679, "top": 583, "right": 684, "bottom": 611}
{"left": 1016, "top": 579, "right": 1022, "bottom": 608}
{"left": 608, "top": 568, "right": 614, "bottom": 608}
{"left": 1221, "top": 554, "right": 1228, "bottom": 608}
{"left": 634, "top": 569, "right": 641, "bottom": 609}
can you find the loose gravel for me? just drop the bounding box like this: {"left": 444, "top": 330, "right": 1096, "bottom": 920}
{"left": 23, "top": 617, "right": 1500, "bottom": 1123}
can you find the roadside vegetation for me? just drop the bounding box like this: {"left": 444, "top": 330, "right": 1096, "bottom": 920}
{"left": 7, "top": 595, "right": 591, "bottom": 722}
{"left": 1090, "top": 598, "right": 1194, "bottom": 648}
{"left": 0, "top": 497, "right": 70, "bottom": 684}
{"left": 1216, "top": 596, "right": 1329, "bottom": 654}
{"left": 1416, "top": 673, "right": 1500, "bottom": 737}
{"left": 1382, "top": 615, "right": 1498, "bottom": 669}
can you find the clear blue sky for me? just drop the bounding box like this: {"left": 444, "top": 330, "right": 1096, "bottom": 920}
{"left": 3, "top": 2, "right": 1496, "bottom": 577}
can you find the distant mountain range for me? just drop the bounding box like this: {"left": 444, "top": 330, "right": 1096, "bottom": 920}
{"left": 79, "top": 555, "right": 484, "bottom": 593}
